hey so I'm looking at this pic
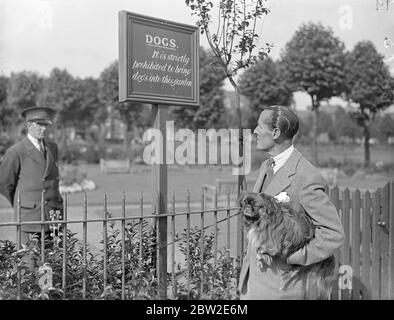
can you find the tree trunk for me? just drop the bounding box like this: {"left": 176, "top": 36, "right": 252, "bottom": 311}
{"left": 310, "top": 95, "right": 319, "bottom": 166}
{"left": 98, "top": 123, "right": 107, "bottom": 159}
{"left": 123, "top": 121, "right": 131, "bottom": 159}
{"left": 228, "top": 75, "right": 245, "bottom": 274}
{"left": 228, "top": 76, "right": 245, "bottom": 197}
{"left": 363, "top": 124, "right": 371, "bottom": 168}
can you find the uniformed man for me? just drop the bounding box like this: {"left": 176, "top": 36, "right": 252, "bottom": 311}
{"left": 0, "top": 106, "right": 63, "bottom": 267}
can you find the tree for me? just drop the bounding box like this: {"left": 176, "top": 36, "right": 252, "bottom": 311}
{"left": 0, "top": 76, "right": 12, "bottom": 134}
{"left": 74, "top": 77, "right": 106, "bottom": 136}
{"left": 280, "top": 22, "right": 346, "bottom": 165}
{"left": 315, "top": 111, "right": 334, "bottom": 138}
{"left": 185, "top": 0, "right": 271, "bottom": 194}
{"left": 98, "top": 61, "right": 144, "bottom": 158}
{"left": 6, "top": 71, "right": 43, "bottom": 135}
{"left": 37, "top": 68, "right": 80, "bottom": 149}
{"left": 344, "top": 40, "right": 394, "bottom": 166}
{"left": 171, "top": 46, "right": 226, "bottom": 129}
{"left": 238, "top": 57, "right": 293, "bottom": 128}
{"left": 333, "top": 106, "right": 362, "bottom": 143}
{"left": 375, "top": 114, "right": 394, "bottom": 143}
{"left": 295, "top": 115, "right": 311, "bottom": 144}
{"left": 297, "top": 111, "right": 335, "bottom": 143}
{"left": 318, "top": 112, "right": 336, "bottom": 142}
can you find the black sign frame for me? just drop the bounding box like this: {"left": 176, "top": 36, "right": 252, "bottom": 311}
{"left": 119, "top": 11, "right": 199, "bottom": 106}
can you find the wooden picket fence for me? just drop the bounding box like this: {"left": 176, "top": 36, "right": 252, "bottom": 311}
{"left": 329, "top": 181, "right": 394, "bottom": 300}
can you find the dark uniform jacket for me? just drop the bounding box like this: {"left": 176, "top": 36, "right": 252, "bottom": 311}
{"left": 238, "top": 148, "right": 344, "bottom": 299}
{"left": 0, "top": 137, "right": 63, "bottom": 232}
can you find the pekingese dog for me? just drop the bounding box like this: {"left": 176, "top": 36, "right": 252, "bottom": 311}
{"left": 239, "top": 192, "right": 336, "bottom": 299}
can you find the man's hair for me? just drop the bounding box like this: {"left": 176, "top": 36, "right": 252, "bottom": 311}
{"left": 264, "top": 105, "right": 299, "bottom": 140}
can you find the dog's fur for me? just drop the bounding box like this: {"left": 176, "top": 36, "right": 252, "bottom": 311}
{"left": 239, "top": 192, "right": 336, "bottom": 299}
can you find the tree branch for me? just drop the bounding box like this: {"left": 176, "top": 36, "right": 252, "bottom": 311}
{"left": 215, "top": 3, "right": 222, "bottom": 42}
{"left": 239, "top": 0, "right": 246, "bottom": 65}
{"left": 227, "top": 0, "right": 238, "bottom": 65}
{"left": 248, "top": 0, "right": 259, "bottom": 61}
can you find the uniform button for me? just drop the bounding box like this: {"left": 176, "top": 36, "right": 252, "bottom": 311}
{"left": 45, "top": 200, "right": 48, "bottom": 204}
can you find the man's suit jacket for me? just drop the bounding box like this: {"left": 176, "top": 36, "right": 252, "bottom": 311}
{"left": 0, "top": 137, "right": 63, "bottom": 232}
{"left": 238, "top": 148, "right": 345, "bottom": 299}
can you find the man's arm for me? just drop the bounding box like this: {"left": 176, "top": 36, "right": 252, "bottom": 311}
{"left": 0, "top": 148, "right": 20, "bottom": 205}
{"left": 286, "top": 173, "right": 345, "bottom": 266}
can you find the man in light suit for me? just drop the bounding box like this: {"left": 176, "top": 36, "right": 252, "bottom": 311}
{"left": 238, "top": 105, "right": 344, "bottom": 299}
{"left": 0, "top": 106, "right": 63, "bottom": 267}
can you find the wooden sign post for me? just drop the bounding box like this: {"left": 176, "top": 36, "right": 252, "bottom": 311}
{"left": 119, "top": 11, "right": 199, "bottom": 299}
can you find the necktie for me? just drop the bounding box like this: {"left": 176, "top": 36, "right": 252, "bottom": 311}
{"left": 39, "top": 141, "right": 46, "bottom": 159}
{"left": 261, "top": 158, "right": 275, "bottom": 192}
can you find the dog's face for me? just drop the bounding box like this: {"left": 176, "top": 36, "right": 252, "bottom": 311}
{"left": 238, "top": 192, "right": 275, "bottom": 225}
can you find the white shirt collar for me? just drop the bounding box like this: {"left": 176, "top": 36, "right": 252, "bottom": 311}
{"left": 27, "top": 133, "right": 43, "bottom": 151}
{"left": 272, "top": 145, "right": 294, "bottom": 174}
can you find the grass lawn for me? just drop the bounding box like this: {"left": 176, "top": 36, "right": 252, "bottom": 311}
{"left": 0, "top": 164, "right": 248, "bottom": 208}
{"left": 0, "top": 143, "right": 393, "bottom": 209}
{"left": 298, "top": 144, "right": 394, "bottom": 166}
{"left": 0, "top": 144, "right": 393, "bottom": 260}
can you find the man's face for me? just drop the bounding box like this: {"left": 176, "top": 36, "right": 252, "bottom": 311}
{"left": 253, "top": 110, "right": 275, "bottom": 151}
{"left": 27, "top": 121, "right": 50, "bottom": 140}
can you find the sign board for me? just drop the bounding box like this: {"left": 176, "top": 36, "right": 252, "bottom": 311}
{"left": 119, "top": 11, "right": 199, "bottom": 106}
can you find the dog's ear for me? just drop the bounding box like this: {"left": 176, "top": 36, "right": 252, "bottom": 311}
{"left": 267, "top": 200, "right": 278, "bottom": 216}
{"left": 257, "top": 193, "right": 277, "bottom": 217}
{"left": 237, "top": 191, "right": 250, "bottom": 207}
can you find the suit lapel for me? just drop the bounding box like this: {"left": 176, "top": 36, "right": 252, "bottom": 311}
{"left": 23, "top": 137, "right": 46, "bottom": 168}
{"left": 252, "top": 162, "right": 267, "bottom": 193}
{"left": 264, "top": 166, "right": 291, "bottom": 196}
{"left": 264, "top": 148, "right": 302, "bottom": 197}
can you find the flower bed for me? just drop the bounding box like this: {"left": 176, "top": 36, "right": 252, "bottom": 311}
{"left": 59, "top": 179, "right": 96, "bottom": 194}
{"left": 59, "top": 165, "right": 96, "bottom": 194}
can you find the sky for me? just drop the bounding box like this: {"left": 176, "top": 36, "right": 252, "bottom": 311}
{"left": 0, "top": 0, "right": 393, "bottom": 109}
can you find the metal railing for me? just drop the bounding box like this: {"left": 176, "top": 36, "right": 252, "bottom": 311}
{"left": 0, "top": 189, "right": 241, "bottom": 300}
